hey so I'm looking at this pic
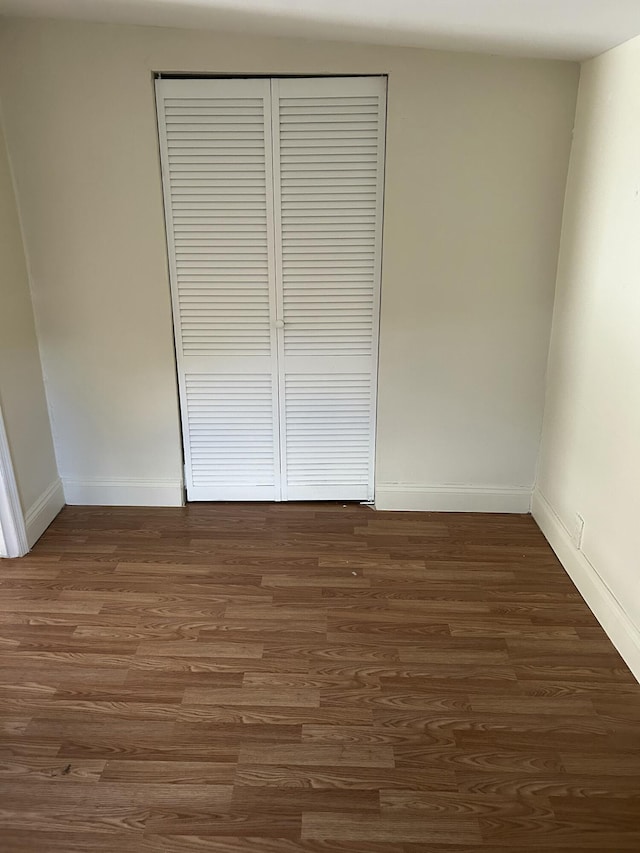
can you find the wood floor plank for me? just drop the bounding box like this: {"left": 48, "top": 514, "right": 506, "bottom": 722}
{"left": 182, "top": 688, "right": 321, "bottom": 707}
{"left": 238, "top": 744, "right": 395, "bottom": 767}
{"left": 379, "top": 789, "right": 553, "bottom": 818}
{"left": 0, "top": 756, "right": 106, "bottom": 781}
{"left": 135, "top": 641, "right": 264, "bottom": 659}
{"left": 0, "top": 502, "right": 638, "bottom": 851}
{"left": 231, "top": 786, "right": 380, "bottom": 813}
{"left": 301, "top": 811, "right": 482, "bottom": 843}
{"left": 234, "top": 764, "right": 458, "bottom": 790}
{"left": 100, "top": 760, "right": 237, "bottom": 783}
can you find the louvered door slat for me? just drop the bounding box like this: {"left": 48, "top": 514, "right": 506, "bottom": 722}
{"left": 157, "top": 79, "right": 281, "bottom": 501}
{"left": 272, "top": 77, "right": 386, "bottom": 501}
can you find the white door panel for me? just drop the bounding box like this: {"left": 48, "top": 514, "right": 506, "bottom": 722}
{"left": 272, "top": 77, "right": 386, "bottom": 501}
{"left": 156, "top": 78, "right": 281, "bottom": 501}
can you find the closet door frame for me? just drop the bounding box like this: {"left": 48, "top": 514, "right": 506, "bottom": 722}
{"left": 157, "top": 75, "right": 386, "bottom": 503}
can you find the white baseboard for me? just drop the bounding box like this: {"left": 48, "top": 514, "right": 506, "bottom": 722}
{"left": 532, "top": 488, "right": 640, "bottom": 683}
{"left": 375, "top": 483, "right": 531, "bottom": 513}
{"left": 63, "top": 477, "right": 184, "bottom": 507}
{"left": 25, "top": 478, "right": 65, "bottom": 547}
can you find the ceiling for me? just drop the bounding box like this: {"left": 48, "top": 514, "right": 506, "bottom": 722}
{"left": 1, "top": 0, "right": 640, "bottom": 61}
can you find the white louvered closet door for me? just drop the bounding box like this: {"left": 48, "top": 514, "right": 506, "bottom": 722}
{"left": 157, "top": 76, "right": 385, "bottom": 502}
{"left": 272, "top": 77, "right": 386, "bottom": 501}
{"left": 156, "top": 79, "right": 281, "bottom": 501}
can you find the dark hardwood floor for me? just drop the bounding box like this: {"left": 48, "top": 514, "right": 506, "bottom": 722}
{"left": 1, "top": 502, "right": 640, "bottom": 851}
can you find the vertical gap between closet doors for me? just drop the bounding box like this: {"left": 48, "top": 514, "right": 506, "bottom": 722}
{"left": 263, "top": 78, "right": 283, "bottom": 501}
{"left": 268, "top": 78, "right": 289, "bottom": 502}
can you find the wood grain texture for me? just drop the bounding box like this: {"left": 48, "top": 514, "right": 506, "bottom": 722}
{"left": 1, "top": 502, "right": 639, "bottom": 851}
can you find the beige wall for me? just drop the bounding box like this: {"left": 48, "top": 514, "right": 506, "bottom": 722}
{"left": 534, "top": 34, "right": 640, "bottom": 676}
{"left": 0, "top": 116, "right": 59, "bottom": 522}
{"left": 0, "top": 18, "right": 578, "bottom": 509}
